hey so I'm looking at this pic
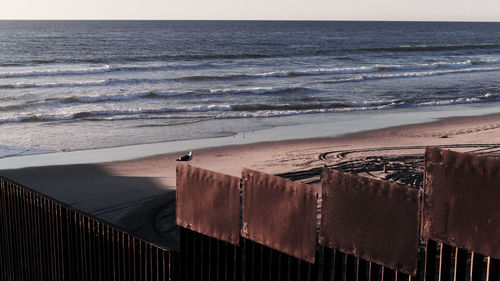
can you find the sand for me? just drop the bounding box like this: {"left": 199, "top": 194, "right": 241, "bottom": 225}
{"left": 1, "top": 112, "right": 499, "bottom": 249}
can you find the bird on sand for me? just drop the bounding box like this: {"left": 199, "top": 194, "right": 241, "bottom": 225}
{"left": 176, "top": 150, "right": 193, "bottom": 161}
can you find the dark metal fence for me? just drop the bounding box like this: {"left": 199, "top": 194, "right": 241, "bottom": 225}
{"left": 176, "top": 147, "right": 500, "bottom": 281}
{"left": 0, "top": 176, "right": 179, "bottom": 281}
{"left": 1, "top": 147, "right": 500, "bottom": 281}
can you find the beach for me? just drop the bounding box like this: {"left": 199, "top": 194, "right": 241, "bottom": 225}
{"left": 1, "top": 112, "right": 499, "bottom": 249}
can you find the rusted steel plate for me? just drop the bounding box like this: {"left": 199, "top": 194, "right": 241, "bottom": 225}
{"left": 176, "top": 164, "right": 241, "bottom": 245}
{"left": 241, "top": 168, "right": 317, "bottom": 263}
{"left": 319, "top": 169, "right": 420, "bottom": 275}
{"left": 422, "top": 147, "right": 500, "bottom": 259}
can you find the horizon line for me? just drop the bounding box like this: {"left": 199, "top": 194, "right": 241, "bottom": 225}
{"left": 0, "top": 19, "right": 499, "bottom": 23}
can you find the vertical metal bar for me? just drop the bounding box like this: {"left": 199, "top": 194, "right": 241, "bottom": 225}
{"left": 395, "top": 272, "right": 408, "bottom": 281}
{"left": 74, "top": 212, "right": 81, "bottom": 281}
{"left": 52, "top": 202, "right": 59, "bottom": 281}
{"left": 68, "top": 209, "right": 76, "bottom": 281}
{"left": 382, "top": 267, "right": 395, "bottom": 281}
{"left": 235, "top": 238, "right": 242, "bottom": 281}
{"left": 0, "top": 180, "right": 5, "bottom": 281}
{"left": 4, "top": 184, "right": 12, "bottom": 281}
{"left": 439, "top": 243, "right": 452, "bottom": 281}
{"left": 242, "top": 239, "right": 249, "bottom": 281}
{"left": 260, "top": 245, "right": 270, "bottom": 281}
{"left": 230, "top": 242, "right": 238, "bottom": 281}
{"left": 122, "top": 232, "right": 127, "bottom": 281}
{"left": 154, "top": 245, "right": 158, "bottom": 281}
{"left": 103, "top": 224, "right": 110, "bottom": 281}
{"left": 486, "top": 257, "right": 499, "bottom": 281}
{"left": 425, "top": 240, "right": 438, "bottom": 281}
{"left": 112, "top": 226, "right": 117, "bottom": 281}
{"left": 116, "top": 229, "right": 121, "bottom": 281}
{"left": 207, "top": 236, "right": 215, "bottom": 281}
{"left": 28, "top": 191, "right": 37, "bottom": 281}
{"left": 17, "top": 188, "right": 27, "bottom": 280}
{"left": 43, "top": 198, "right": 51, "bottom": 281}
{"left": 86, "top": 216, "right": 93, "bottom": 281}
{"left": 132, "top": 237, "right": 137, "bottom": 281}
{"left": 150, "top": 244, "right": 154, "bottom": 281}
{"left": 179, "top": 228, "right": 186, "bottom": 281}
{"left": 53, "top": 203, "right": 60, "bottom": 281}
{"left": 80, "top": 213, "right": 86, "bottom": 281}
{"left": 369, "top": 262, "right": 382, "bottom": 281}
{"left": 97, "top": 221, "right": 104, "bottom": 281}
{"left": 58, "top": 206, "right": 65, "bottom": 280}
{"left": 14, "top": 186, "right": 23, "bottom": 280}
{"left": 94, "top": 219, "right": 100, "bottom": 281}
{"left": 128, "top": 235, "right": 133, "bottom": 281}
{"left": 143, "top": 240, "right": 148, "bottom": 281}
{"left": 223, "top": 240, "right": 232, "bottom": 281}
{"left": 345, "top": 254, "right": 357, "bottom": 281}
{"left": 172, "top": 250, "right": 181, "bottom": 281}
{"left": 8, "top": 185, "right": 16, "bottom": 281}
{"left": 1, "top": 181, "right": 7, "bottom": 281}
{"left": 470, "top": 252, "right": 486, "bottom": 281}
{"left": 198, "top": 234, "right": 204, "bottom": 281}
{"left": 252, "top": 241, "right": 261, "bottom": 281}
{"left": 311, "top": 248, "right": 319, "bottom": 281}
{"left": 323, "top": 247, "right": 333, "bottom": 281}
{"left": 46, "top": 199, "right": 53, "bottom": 280}
{"left": 1, "top": 181, "right": 8, "bottom": 281}
{"left": 13, "top": 187, "right": 23, "bottom": 281}
{"left": 187, "top": 229, "right": 194, "bottom": 281}
{"left": 357, "top": 258, "right": 369, "bottom": 281}
{"left": 161, "top": 249, "right": 166, "bottom": 281}
{"left": 453, "top": 248, "right": 467, "bottom": 281}
{"left": 334, "top": 250, "right": 346, "bottom": 281}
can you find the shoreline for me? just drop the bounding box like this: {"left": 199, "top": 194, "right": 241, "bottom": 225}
{"left": 1, "top": 102, "right": 500, "bottom": 170}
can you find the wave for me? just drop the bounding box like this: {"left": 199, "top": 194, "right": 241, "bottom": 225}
{"left": 209, "top": 86, "right": 309, "bottom": 95}
{"left": 0, "top": 53, "right": 273, "bottom": 67}
{"left": 358, "top": 43, "right": 500, "bottom": 53}
{"left": 0, "top": 62, "right": 220, "bottom": 79}
{"left": 322, "top": 66, "right": 500, "bottom": 84}
{"left": 0, "top": 104, "right": 232, "bottom": 123}
{"left": 0, "top": 79, "right": 114, "bottom": 89}
{"left": 0, "top": 86, "right": 308, "bottom": 112}
{"left": 175, "top": 59, "right": 500, "bottom": 81}
{"left": 0, "top": 90, "right": 191, "bottom": 111}
{"left": 1, "top": 57, "right": 498, "bottom": 83}
{"left": 2, "top": 93, "right": 498, "bottom": 124}
{"left": 0, "top": 77, "right": 170, "bottom": 89}
{"left": 1, "top": 42, "right": 498, "bottom": 68}
{"left": 0, "top": 65, "right": 112, "bottom": 79}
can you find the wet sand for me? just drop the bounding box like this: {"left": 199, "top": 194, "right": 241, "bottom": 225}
{"left": 1, "top": 112, "right": 499, "bottom": 249}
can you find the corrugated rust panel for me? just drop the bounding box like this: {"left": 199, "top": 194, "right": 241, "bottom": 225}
{"left": 319, "top": 169, "right": 420, "bottom": 275}
{"left": 241, "top": 168, "right": 317, "bottom": 263}
{"left": 422, "top": 147, "right": 500, "bottom": 259}
{"left": 176, "top": 164, "right": 241, "bottom": 245}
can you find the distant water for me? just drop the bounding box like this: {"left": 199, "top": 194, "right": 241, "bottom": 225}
{"left": 0, "top": 21, "right": 499, "bottom": 158}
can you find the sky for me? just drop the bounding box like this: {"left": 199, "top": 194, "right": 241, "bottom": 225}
{"left": 1, "top": 0, "right": 500, "bottom": 21}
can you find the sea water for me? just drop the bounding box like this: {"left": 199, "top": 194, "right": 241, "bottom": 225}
{"left": 0, "top": 21, "right": 499, "bottom": 158}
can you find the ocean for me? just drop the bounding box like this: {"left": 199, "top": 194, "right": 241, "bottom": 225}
{"left": 1, "top": 20, "right": 499, "bottom": 159}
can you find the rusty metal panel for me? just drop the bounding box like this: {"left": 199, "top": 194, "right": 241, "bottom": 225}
{"left": 240, "top": 168, "right": 317, "bottom": 263}
{"left": 319, "top": 169, "right": 420, "bottom": 275}
{"left": 422, "top": 147, "right": 500, "bottom": 259}
{"left": 176, "top": 164, "right": 241, "bottom": 245}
